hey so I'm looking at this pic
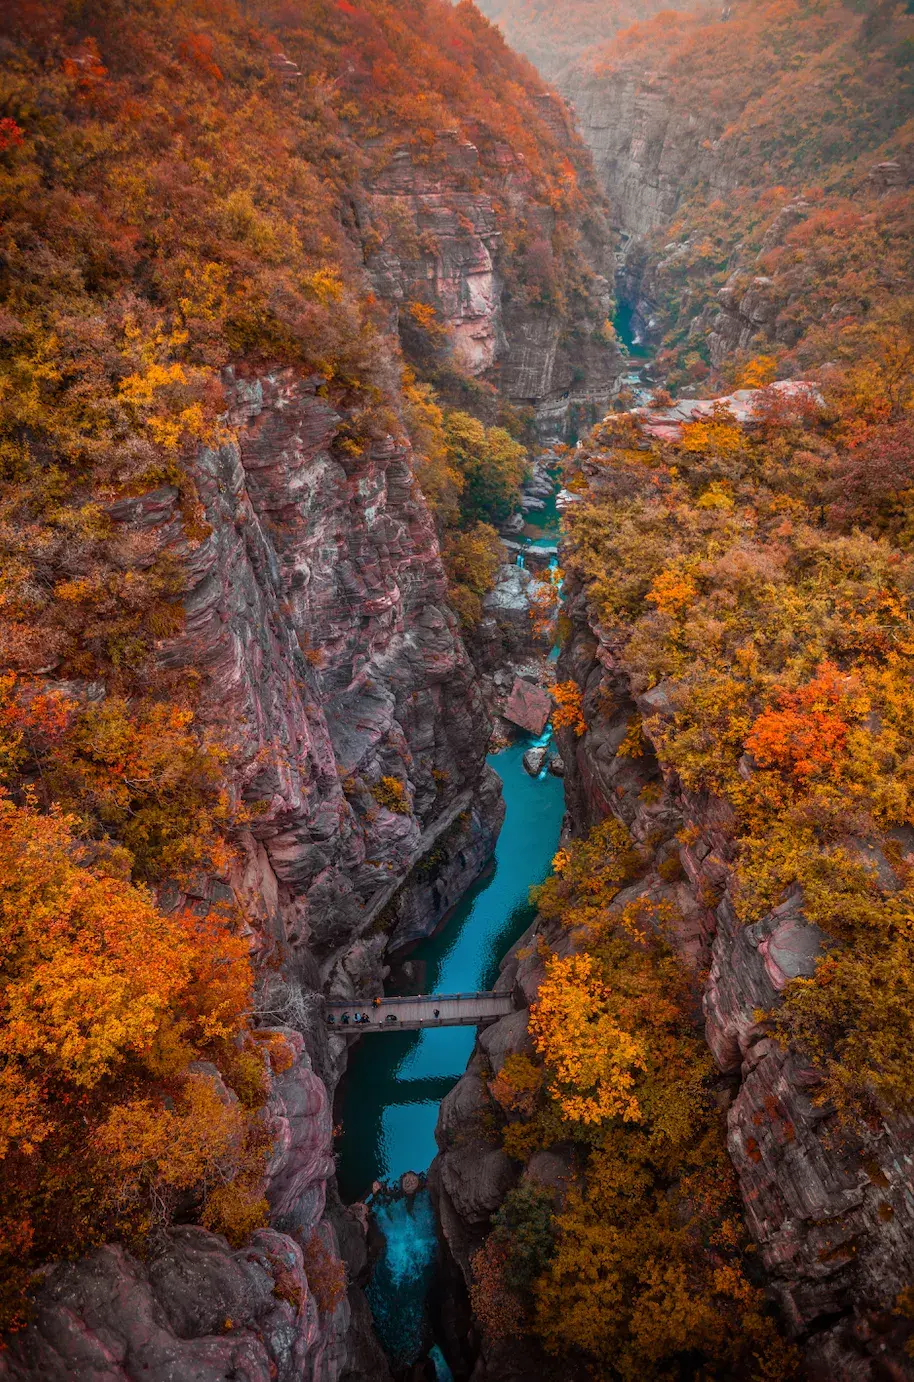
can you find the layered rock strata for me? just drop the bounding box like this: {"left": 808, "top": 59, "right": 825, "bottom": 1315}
{"left": 4, "top": 369, "right": 503, "bottom": 1382}
{"left": 561, "top": 45, "right": 912, "bottom": 371}
{"left": 365, "top": 128, "right": 623, "bottom": 440}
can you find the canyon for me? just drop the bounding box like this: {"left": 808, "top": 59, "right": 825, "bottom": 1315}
{"left": 0, "top": 4, "right": 618, "bottom": 1377}
{"left": 426, "top": 8, "right": 914, "bottom": 1380}
{"left": 1, "top": 1, "right": 913, "bottom": 1380}
{"left": 434, "top": 555, "right": 914, "bottom": 1382}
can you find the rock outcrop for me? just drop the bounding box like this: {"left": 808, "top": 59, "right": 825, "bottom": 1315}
{"left": 0, "top": 1228, "right": 341, "bottom": 1382}
{"left": 479, "top": 564, "right": 556, "bottom": 670}
{"left": 365, "top": 127, "right": 623, "bottom": 441}
{"left": 165, "top": 369, "right": 501, "bottom": 980}
{"left": 0, "top": 1028, "right": 369, "bottom": 1382}
{"left": 3, "top": 368, "right": 503, "bottom": 1381}
{"left": 503, "top": 677, "right": 552, "bottom": 736}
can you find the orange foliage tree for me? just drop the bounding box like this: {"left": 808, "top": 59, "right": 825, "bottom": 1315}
{"left": 550, "top": 679, "right": 586, "bottom": 735}
{"left": 0, "top": 790, "right": 265, "bottom": 1325}
{"left": 745, "top": 662, "right": 861, "bottom": 783}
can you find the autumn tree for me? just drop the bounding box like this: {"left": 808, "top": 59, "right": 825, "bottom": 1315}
{"left": 550, "top": 679, "right": 586, "bottom": 735}
{"left": 442, "top": 522, "right": 505, "bottom": 627}
{"left": 443, "top": 411, "right": 529, "bottom": 527}
{"left": 529, "top": 952, "right": 646, "bottom": 1124}
{"left": 0, "top": 791, "right": 264, "bottom": 1325}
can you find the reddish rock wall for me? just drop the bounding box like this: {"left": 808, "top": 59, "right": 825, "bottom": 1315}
{"left": 2, "top": 368, "right": 504, "bottom": 1382}
{"left": 363, "top": 129, "right": 623, "bottom": 439}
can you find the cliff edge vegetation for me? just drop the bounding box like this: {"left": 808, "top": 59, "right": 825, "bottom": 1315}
{"left": 562, "top": 0, "right": 914, "bottom": 390}
{"left": 0, "top": 0, "right": 614, "bottom": 1335}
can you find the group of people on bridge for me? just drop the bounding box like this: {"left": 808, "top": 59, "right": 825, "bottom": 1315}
{"left": 327, "top": 995, "right": 442, "bottom": 1028}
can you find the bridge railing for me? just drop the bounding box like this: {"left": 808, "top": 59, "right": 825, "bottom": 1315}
{"left": 325, "top": 991, "right": 504, "bottom": 1007}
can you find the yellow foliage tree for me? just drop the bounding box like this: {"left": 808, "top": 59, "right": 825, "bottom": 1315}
{"left": 0, "top": 789, "right": 262, "bottom": 1322}
{"left": 737, "top": 354, "right": 779, "bottom": 388}
{"left": 529, "top": 953, "right": 646, "bottom": 1124}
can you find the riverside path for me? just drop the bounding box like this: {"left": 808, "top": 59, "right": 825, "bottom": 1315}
{"left": 324, "top": 991, "right": 515, "bottom": 1032}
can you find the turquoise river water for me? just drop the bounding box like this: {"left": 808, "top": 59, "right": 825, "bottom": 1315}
{"left": 334, "top": 310, "right": 651, "bottom": 1373}
{"left": 335, "top": 734, "right": 566, "bottom": 1372}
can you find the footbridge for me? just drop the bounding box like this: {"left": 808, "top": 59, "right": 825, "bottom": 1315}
{"left": 324, "top": 991, "right": 515, "bottom": 1033}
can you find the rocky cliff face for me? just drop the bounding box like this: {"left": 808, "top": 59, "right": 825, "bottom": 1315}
{"left": 560, "top": 68, "right": 721, "bottom": 242}
{"left": 365, "top": 121, "right": 622, "bottom": 440}
{"left": 558, "top": 59, "right": 771, "bottom": 361}
{"left": 1, "top": 369, "right": 506, "bottom": 1382}
{"left": 198, "top": 369, "right": 500, "bottom": 980}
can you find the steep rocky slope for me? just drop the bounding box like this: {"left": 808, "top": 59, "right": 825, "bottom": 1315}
{"left": 258, "top": 0, "right": 624, "bottom": 439}
{"left": 365, "top": 114, "right": 620, "bottom": 439}
{"left": 0, "top": 356, "right": 500, "bottom": 1382}
{"left": 560, "top": 0, "right": 914, "bottom": 384}
{"left": 0, "top": 1, "right": 620, "bottom": 1377}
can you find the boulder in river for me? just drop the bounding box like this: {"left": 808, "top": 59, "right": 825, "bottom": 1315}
{"left": 499, "top": 512, "right": 525, "bottom": 535}
{"left": 523, "top": 746, "right": 548, "bottom": 777}
{"left": 400, "top": 1171, "right": 422, "bottom": 1196}
{"left": 504, "top": 677, "right": 551, "bottom": 735}
{"left": 548, "top": 755, "right": 565, "bottom": 777}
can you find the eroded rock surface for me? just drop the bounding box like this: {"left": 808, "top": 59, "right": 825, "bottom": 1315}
{"left": 0, "top": 1043, "right": 362, "bottom": 1382}
{"left": 364, "top": 130, "right": 622, "bottom": 440}
{"left": 503, "top": 677, "right": 552, "bottom": 736}
{"left": 5, "top": 371, "right": 503, "bottom": 1382}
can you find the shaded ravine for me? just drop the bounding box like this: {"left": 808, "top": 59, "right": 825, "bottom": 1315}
{"left": 333, "top": 320, "right": 655, "bottom": 1374}
{"left": 614, "top": 297, "right": 656, "bottom": 405}
{"left": 335, "top": 735, "right": 566, "bottom": 1371}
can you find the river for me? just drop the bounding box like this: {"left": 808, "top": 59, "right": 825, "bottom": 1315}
{"left": 335, "top": 734, "right": 565, "bottom": 1372}
{"left": 333, "top": 315, "right": 648, "bottom": 1374}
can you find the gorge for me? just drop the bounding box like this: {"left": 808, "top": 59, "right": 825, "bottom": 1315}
{"left": 0, "top": 2, "right": 913, "bottom": 1381}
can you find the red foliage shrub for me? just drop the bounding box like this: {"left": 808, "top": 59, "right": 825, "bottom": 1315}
{"left": 745, "top": 663, "right": 854, "bottom": 781}
{"left": 0, "top": 119, "right": 24, "bottom": 153}
{"left": 826, "top": 420, "right": 914, "bottom": 538}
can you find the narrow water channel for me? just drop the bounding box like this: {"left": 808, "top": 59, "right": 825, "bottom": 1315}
{"left": 335, "top": 736, "right": 566, "bottom": 1371}
{"left": 614, "top": 298, "right": 656, "bottom": 406}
